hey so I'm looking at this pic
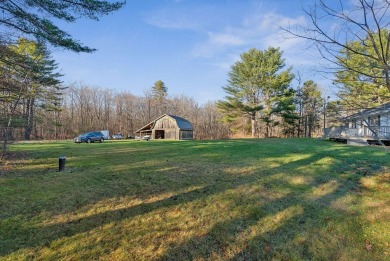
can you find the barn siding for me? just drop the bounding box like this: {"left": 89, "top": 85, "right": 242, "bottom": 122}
{"left": 165, "top": 129, "right": 177, "bottom": 139}
{"left": 155, "top": 117, "right": 177, "bottom": 129}
{"left": 136, "top": 114, "right": 193, "bottom": 140}
{"left": 154, "top": 116, "right": 179, "bottom": 140}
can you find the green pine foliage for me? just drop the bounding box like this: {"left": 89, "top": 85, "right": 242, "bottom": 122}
{"left": 335, "top": 29, "right": 390, "bottom": 111}
{"left": 299, "top": 80, "right": 323, "bottom": 137}
{"left": 0, "top": 38, "right": 63, "bottom": 141}
{"left": 152, "top": 80, "right": 168, "bottom": 99}
{"left": 217, "top": 47, "right": 294, "bottom": 137}
{"left": 0, "top": 0, "right": 125, "bottom": 52}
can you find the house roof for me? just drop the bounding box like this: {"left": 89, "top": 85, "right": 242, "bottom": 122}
{"left": 343, "top": 102, "right": 390, "bottom": 121}
{"left": 135, "top": 114, "right": 193, "bottom": 133}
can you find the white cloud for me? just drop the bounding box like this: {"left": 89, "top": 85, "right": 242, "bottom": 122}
{"left": 209, "top": 32, "right": 245, "bottom": 46}
{"left": 258, "top": 13, "right": 306, "bottom": 31}
{"left": 144, "top": 4, "right": 215, "bottom": 31}
{"left": 262, "top": 30, "right": 306, "bottom": 54}
{"left": 146, "top": 3, "right": 318, "bottom": 72}
{"left": 146, "top": 13, "right": 200, "bottom": 30}
{"left": 191, "top": 10, "right": 309, "bottom": 61}
{"left": 192, "top": 30, "right": 246, "bottom": 57}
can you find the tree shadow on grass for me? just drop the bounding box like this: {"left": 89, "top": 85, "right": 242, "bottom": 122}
{"left": 156, "top": 148, "right": 387, "bottom": 260}
{"left": 0, "top": 149, "right": 316, "bottom": 257}
{"left": 0, "top": 139, "right": 387, "bottom": 259}
{"left": 0, "top": 182, "right": 244, "bottom": 256}
{"left": 1, "top": 139, "right": 298, "bottom": 219}
{"left": 155, "top": 179, "right": 351, "bottom": 260}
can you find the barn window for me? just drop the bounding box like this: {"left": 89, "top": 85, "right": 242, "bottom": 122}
{"left": 180, "top": 130, "right": 193, "bottom": 140}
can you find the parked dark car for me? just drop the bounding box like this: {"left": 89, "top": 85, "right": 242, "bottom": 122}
{"left": 74, "top": 131, "right": 105, "bottom": 143}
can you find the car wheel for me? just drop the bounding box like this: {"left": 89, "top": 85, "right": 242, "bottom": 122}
{"left": 100, "top": 138, "right": 104, "bottom": 143}
{"left": 87, "top": 138, "right": 91, "bottom": 143}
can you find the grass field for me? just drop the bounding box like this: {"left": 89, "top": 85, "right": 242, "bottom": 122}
{"left": 0, "top": 138, "right": 389, "bottom": 260}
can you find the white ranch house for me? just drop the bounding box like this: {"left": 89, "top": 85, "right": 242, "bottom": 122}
{"left": 324, "top": 102, "right": 390, "bottom": 139}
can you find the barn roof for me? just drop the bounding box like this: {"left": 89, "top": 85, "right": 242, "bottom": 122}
{"left": 167, "top": 115, "right": 193, "bottom": 130}
{"left": 135, "top": 114, "right": 193, "bottom": 134}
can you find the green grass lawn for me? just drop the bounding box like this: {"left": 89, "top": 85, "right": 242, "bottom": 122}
{"left": 0, "top": 139, "right": 389, "bottom": 260}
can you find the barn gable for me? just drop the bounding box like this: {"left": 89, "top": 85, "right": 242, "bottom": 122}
{"left": 135, "top": 114, "right": 194, "bottom": 140}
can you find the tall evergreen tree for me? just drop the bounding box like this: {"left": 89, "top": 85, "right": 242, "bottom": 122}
{"left": 301, "top": 80, "right": 323, "bottom": 137}
{"left": 218, "top": 47, "right": 293, "bottom": 137}
{"left": 272, "top": 87, "right": 298, "bottom": 137}
{"left": 152, "top": 80, "right": 168, "bottom": 100}
{"left": 0, "top": 39, "right": 62, "bottom": 141}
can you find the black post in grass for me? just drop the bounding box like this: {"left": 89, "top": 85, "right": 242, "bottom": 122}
{"left": 59, "top": 156, "right": 66, "bottom": 171}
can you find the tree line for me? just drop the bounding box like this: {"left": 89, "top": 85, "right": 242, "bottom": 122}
{"left": 4, "top": 74, "right": 333, "bottom": 142}
{"left": 40, "top": 82, "right": 231, "bottom": 141}
{"left": 218, "top": 0, "right": 390, "bottom": 139}
{"left": 1, "top": 0, "right": 390, "bottom": 157}
{"left": 0, "top": 38, "right": 332, "bottom": 145}
{"left": 6, "top": 33, "right": 386, "bottom": 143}
{"left": 0, "top": 39, "right": 354, "bottom": 144}
{"left": 217, "top": 47, "right": 341, "bottom": 139}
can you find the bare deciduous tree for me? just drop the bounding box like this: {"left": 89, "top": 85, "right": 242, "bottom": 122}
{"left": 284, "top": 0, "right": 390, "bottom": 91}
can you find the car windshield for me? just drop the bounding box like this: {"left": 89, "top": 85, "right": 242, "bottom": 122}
{"left": 80, "top": 132, "right": 91, "bottom": 137}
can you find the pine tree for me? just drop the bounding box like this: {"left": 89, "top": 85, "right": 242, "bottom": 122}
{"left": 218, "top": 47, "right": 294, "bottom": 137}
{"left": 0, "top": 39, "right": 63, "bottom": 141}
{"left": 152, "top": 80, "right": 168, "bottom": 100}
{"left": 300, "top": 80, "right": 323, "bottom": 137}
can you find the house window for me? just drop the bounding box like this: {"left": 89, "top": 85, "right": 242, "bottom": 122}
{"left": 352, "top": 120, "right": 357, "bottom": 128}
{"left": 368, "top": 116, "right": 380, "bottom": 126}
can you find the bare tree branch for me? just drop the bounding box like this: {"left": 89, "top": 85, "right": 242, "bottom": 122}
{"left": 282, "top": 0, "right": 390, "bottom": 91}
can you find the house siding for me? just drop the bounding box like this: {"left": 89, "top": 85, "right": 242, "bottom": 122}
{"left": 325, "top": 103, "right": 390, "bottom": 139}
{"left": 383, "top": 114, "right": 390, "bottom": 126}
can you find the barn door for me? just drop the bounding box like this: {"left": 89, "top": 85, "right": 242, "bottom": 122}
{"left": 155, "top": 130, "right": 165, "bottom": 139}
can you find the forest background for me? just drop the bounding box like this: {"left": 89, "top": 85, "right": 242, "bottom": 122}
{"left": 1, "top": 0, "right": 389, "bottom": 147}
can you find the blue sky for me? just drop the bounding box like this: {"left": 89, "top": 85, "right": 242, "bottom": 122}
{"left": 52, "top": 0, "right": 337, "bottom": 104}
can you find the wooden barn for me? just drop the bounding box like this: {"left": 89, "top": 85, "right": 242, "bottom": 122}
{"left": 135, "top": 114, "right": 194, "bottom": 140}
